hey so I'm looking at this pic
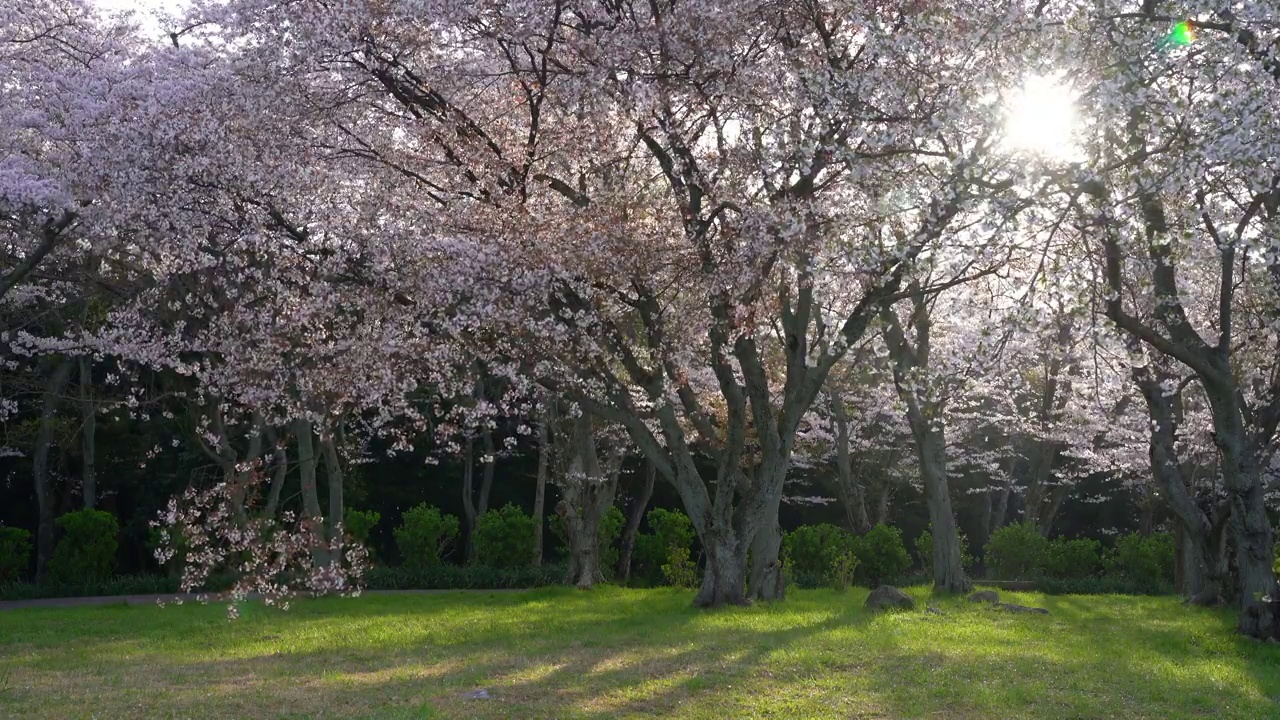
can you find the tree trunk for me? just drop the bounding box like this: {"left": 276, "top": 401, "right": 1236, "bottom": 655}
{"left": 875, "top": 483, "right": 893, "bottom": 527}
{"left": 880, "top": 300, "right": 968, "bottom": 594}
{"left": 748, "top": 492, "right": 785, "bottom": 601}
{"left": 992, "top": 476, "right": 1011, "bottom": 534}
{"left": 322, "top": 434, "right": 344, "bottom": 546}
{"left": 561, "top": 502, "right": 605, "bottom": 588}
{"left": 555, "top": 411, "right": 619, "bottom": 589}
{"left": 263, "top": 439, "right": 288, "bottom": 520}
{"left": 532, "top": 412, "right": 550, "bottom": 567}
{"left": 1204, "top": 381, "right": 1279, "bottom": 638}
{"left": 1139, "top": 491, "right": 1156, "bottom": 536}
{"left": 461, "top": 436, "right": 477, "bottom": 563}
{"left": 694, "top": 521, "right": 748, "bottom": 608}
{"left": 1039, "top": 484, "right": 1069, "bottom": 537}
{"left": 34, "top": 360, "right": 73, "bottom": 582}
{"left": 919, "top": 431, "right": 970, "bottom": 594}
{"left": 830, "top": 390, "right": 872, "bottom": 534}
{"left": 617, "top": 459, "right": 656, "bottom": 583}
{"left": 479, "top": 429, "right": 495, "bottom": 516}
{"left": 294, "top": 419, "right": 325, "bottom": 564}
{"left": 78, "top": 356, "right": 96, "bottom": 510}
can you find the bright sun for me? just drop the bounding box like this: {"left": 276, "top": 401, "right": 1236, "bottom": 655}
{"left": 1003, "top": 73, "right": 1082, "bottom": 161}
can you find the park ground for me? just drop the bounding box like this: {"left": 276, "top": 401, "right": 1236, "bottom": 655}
{"left": 1, "top": 586, "right": 1279, "bottom": 719}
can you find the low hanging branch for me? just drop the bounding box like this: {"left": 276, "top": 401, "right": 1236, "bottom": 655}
{"left": 152, "top": 471, "right": 369, "bottom": 619}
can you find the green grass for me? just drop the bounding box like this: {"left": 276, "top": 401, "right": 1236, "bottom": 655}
{"left": 1, "top": 586, "right": 1278, "bottom": 718}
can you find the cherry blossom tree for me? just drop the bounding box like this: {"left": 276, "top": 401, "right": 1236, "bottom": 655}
{"left": 196, "top": 0, "right": 1046, "bottom": 606}
{"left": 1055, "top": 4, "right": 1280, "bottom": 638}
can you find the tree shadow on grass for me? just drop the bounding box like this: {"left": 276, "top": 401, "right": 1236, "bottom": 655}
{"left": 4, "top": 588, "right": 1280, "bottom": 719}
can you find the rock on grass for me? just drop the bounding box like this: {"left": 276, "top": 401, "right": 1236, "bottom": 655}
{"left": 863, "top": 585, "right": 915, "bottom": 612}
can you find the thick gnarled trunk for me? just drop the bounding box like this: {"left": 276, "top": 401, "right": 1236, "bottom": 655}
{"left": 555, "top": 411, "right": 619, "bottom": 589}
{"left": 695, "top": 520, "right": 749, "bottom": 608}
{"left": 748, "top": 492, "right": 784, "bottom": 601}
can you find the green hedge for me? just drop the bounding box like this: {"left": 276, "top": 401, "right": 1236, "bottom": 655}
{"left": 394, "top": 504, "right": 459, "bottom": 568}
{"left": 0, "top": 526, "right": 32, "bottom": 583}
{"left": 48, "top": 509, "right": 118, "bottom": 584}
{"left": 364, "top": 563, "right": 568, "bottom": 590}
{"left": 0, "top": 574, "right": 183, "bottom": 601}
{"left": 1033, "top": 576, "right": 1174, "bottom": 596}
{"left": 854, "top": 524, "right": 912, "bottom": 587}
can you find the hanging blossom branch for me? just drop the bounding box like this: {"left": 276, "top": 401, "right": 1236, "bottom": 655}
{"left": 152, "top": 470, "right": 369, "bottom": 619}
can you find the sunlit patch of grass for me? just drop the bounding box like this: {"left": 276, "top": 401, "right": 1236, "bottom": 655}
{"left": 1, "top": 586, "right": 1279, "bottom": 718}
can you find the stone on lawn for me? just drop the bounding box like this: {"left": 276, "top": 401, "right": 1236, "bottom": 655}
{"left": 968, "top": 590, "right": 1000, "bottom": 604}
{"left": 864, "top": 585, "right": 915, "bottom": 612}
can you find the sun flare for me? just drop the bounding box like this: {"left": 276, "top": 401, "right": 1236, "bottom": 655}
{"left": 1003, "top": 73, "right": 1082, "bottom": 161}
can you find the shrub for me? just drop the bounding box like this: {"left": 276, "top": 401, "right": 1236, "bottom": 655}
{"left": 1034, "top": 575, "right": 1175, "bottom": 596}
{"left": 1041, "top": 537, "right": 1102, "bottom": 580}
{"left": 343, "top": 509, "right": 381, "bottom": 545}
{"left": 474, "top": 503, "right": 537, "bottom": 568}
{"left": 853, "top": 524, "right": 911, "bottom": 587}
{"left": 364, "top": 563, "right": 567, "bottom": 591}
{"left": 0, "top": 574, "right": 182, "bottom": 601}
{"left": 599, "top": 505, "right": 625, "bottom": 576}
{"left": 0, "top": 526, "right": 32, "bottom": 583}
{"left": 985, "top": 522, "right": 1048, "bottom": 579}
{"left": 1107, "top": 532, "right": 1175, "bottom": 584}
{"left": 914, "top": 526, "right": 973, "bottom": 576}
{"left": 634, "top": 508, "right": 696, "bottom": 581}
{"left": 660, "top": 546, "right": 699, "bottom": 589}
{"left": 47, "top": 509, "right": 118, "bottom": 583}
{"left": 783, "top": 523, "right": 857, "bottom": 583}
{"left": 394, "top": 504, "right": 459, "bottom": 568}
{"left": 831, "top": 550, "right": 859, "bottom": 592}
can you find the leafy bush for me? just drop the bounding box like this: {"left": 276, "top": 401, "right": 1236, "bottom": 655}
{"left": 831, "top": 550, "right": 859, "bottom": 592}
{"left": 474, "top": 503, "right": 537, "bottom": 568}
{"left": 914, "top": 526, "right": 973, "bottom": 575}
{"left": 634, "top": 509, "right": 696, "bottom": 582}
{"left": 985, "top": 522, "right": 1048, "bottom": 579}
{"left": 0, "top": 526, "right": 32, "bottom": 583}
{"left": 394, "top": 504, "right": 459, "bottom": 568}
{"left": 1107, "top": 532, "right": 1175, "bottom": 584}
{"left": 364, "top": 563, "right": 567, "bottom": 591}
{"left": 343, "top": 509, "right": 381, "bottom": 545}
{"left": 1041, "top": 538, "right": 1102, "bottom": 580}
{"left": 783, "top": 524, "right": 857, "bottom": 583}
{"left": 660, "top": 546, "right": 699, "bottom": 589}
{"left": 853, "top": 524, "right": 911, "bottom": 587}
{"left": 47, "top": 509, "right": 118, "bottom": 584}
{"left": 599, "top": 506, "right": 625, "bottom": 576}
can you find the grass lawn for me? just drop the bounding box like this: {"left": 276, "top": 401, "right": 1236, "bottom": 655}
{"left": 1, "top": 586, "right": 1279, "bottom": 719}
